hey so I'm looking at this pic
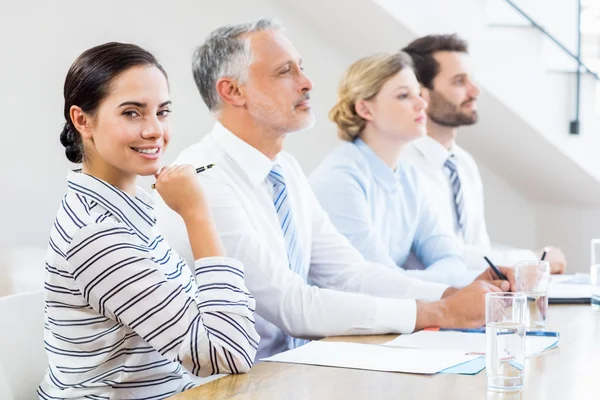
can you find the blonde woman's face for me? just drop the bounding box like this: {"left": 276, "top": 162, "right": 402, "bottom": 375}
{"left": 365, "top": 68, "right": 427, "bottom": 142}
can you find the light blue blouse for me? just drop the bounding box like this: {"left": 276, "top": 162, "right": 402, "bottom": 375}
{"left": 310, "top": 139, "right": 475, "bottom": 286}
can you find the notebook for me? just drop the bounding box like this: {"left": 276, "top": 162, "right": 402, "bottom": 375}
{"left": 548, "top": 274, "right": 592, "bottom": 304}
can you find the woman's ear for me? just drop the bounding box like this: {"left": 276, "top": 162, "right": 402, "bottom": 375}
{"left": 355, "top": 99, "right": 373, "bottom": 122}
{"left": 70, "top": 106, "right": 93, "bottom": 140}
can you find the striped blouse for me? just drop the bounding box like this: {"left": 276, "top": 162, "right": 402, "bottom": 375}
{"left": 38, "top": 172, "right": 259, "bottom": 400}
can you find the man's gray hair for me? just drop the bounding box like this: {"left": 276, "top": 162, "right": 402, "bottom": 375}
{"left": 192, "top": 18, "right": 283, "bottom": 112}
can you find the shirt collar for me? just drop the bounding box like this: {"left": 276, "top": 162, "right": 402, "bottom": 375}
{"left": 354, "top": 138, "right": 398, "bottom": 191}
{"left": 67, "top": 171, "right": 156, "bottom": 242}
{"left": 210, "top": 122, "right": 276, "bottom": 187}
{"left": 411, "top": 135, "right": 457, "bottom": 168}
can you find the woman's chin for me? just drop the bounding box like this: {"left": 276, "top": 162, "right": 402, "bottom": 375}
{"left": 136, "top": 164, "right": 162, "bottom": 177}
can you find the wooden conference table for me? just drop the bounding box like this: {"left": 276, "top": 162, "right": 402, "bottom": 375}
{"left": 170, "top": 305, "right": 600, "bottom": 400}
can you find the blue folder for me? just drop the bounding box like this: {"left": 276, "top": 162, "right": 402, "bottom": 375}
{"left": 437, "top": 330, "right": 559, "bottom": 375}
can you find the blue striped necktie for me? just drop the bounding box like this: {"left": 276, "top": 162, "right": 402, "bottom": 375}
{"left": 444, "top": 155, "right": 466, "bottom": 238}
{"left": 266, "top": 164, "right": 308, "bottom": 350}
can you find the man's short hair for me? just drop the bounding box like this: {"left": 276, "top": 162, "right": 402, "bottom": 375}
{"left": 402, "top": 34, "right": 468, "bottom": 89}
{"left": 192, "top": 18, "right": 283, "bottom": 112}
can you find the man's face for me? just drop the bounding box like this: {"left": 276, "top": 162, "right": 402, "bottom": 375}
{"left": 242, "top": 30, "right": 315, "bottom": 135}
{"left": 422, "top": 51, "right": 480, "bottom": 127}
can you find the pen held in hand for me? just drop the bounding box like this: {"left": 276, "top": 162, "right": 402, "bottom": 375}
{"left": 483, "top": 256, "right": 508, "bottom": 281}
{"left": 541, "top": 247, "right": 548, "bottom": 261}
{"left": 151, "top": 164, "right": 215, "bottom": 189}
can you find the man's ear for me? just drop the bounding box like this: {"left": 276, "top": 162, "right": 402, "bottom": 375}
{"left": 216, "top": 77, "right": 246, "bottom": 108}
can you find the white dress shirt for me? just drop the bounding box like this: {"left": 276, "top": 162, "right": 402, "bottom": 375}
{"left": 401, "top": 136, "right": 537, "bottom": 269}
{"left": 155, "top": 122, "right": 449, "bottom": 359}
{"left": 39, "top": 172, "right": 258, "bottom": 400}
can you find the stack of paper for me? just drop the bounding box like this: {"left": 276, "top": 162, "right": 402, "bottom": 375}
{"left": 553, "top": 274, "right": 591, "bottom": 285}
{"left": 382, "top": 330, "right": 558, "bottom": 357}
{"left": 379, "top": 330, "right": 559, "bottom": 375}
{"left": 261, "top": 341, "right": 480, "bottom": 374}
{"left": 548, "top": 274, "right": 592, "bottom": 303}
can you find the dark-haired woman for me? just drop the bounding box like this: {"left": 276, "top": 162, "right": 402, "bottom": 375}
{"left": 38, "top": 42, "right": 259, "bottom": 400}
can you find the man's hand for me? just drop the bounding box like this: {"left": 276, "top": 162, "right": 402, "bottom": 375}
{"left": 475, "top": 266, "right": 515, "bottom": 291}
{"left": 416, "top": 281, "right": 506, "bottom": 330}
{"left": 540, "top": 246, "right": 567, "bottom": 274}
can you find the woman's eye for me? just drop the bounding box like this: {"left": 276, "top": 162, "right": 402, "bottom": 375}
{"left": 158, "top": 109, "right": 172, "bottom": 117}
{"left": 123, "top": 110, "right": 139, "bottom": 117}
{"left": 397, "top": 93, "right": 409, "bottom": 99}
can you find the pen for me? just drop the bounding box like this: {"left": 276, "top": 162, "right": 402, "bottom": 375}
{"left": 425, "top": 327, "right": 485, "bottom": 333}
{"left": 151, "top": 164, "right": 215, "bottom": 189}
{"left": 525, "top": 331, "right": 559, "bottom": 337}
{"left": 541, "top": 247, "right": 548, "bottom": 261}
{"left": 483, "top": 256, "right": 508, "bottom": 281}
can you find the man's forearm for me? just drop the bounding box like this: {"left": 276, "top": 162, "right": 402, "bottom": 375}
{"left": 414, "top": 300, "right": 447, "bottom": 331}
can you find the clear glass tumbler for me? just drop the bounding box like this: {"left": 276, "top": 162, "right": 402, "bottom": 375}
{"left": 486, "top": 292, "right": 527, "bottom": 392}
{"left": 591, "top": 264, "right": 600, "bottom": 311}
{"left": 515, "top": 261, "right": 550, "bottom": 330}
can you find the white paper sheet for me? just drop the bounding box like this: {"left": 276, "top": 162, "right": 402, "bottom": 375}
{"left": 548, "top": 274, "right": 593, "bottom": 300}
{"left": 551, "top": 273, "right": 591, "bottom": 285}
{"left": 383, "top": 331, "right": 558, "bottom": 357}
{"left": 548, "top": 282, "right": 591, "bottom": 299}
{"left": 261, "top": 341, "right": 479, "bottom": 375}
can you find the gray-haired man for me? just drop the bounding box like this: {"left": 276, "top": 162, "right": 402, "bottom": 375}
{"left": 155, "top": 18, "right": 514, "bottom": 358}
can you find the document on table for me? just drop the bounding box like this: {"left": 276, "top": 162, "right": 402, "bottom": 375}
{"left": 383, "top": 331, "right": 558, "bottom": 357}
{"left": 552, "top": 274, "right": 591, "bottom": 285}
{"left": 261, "top": 341, "right": 480, "bottom": 374}
{"left": 548, "top": 274, "right": 592, "bottom": 303}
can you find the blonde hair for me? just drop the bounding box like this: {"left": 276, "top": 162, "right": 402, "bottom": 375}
{"left": 330, "top": 52, "right": 413, "bottom": 141}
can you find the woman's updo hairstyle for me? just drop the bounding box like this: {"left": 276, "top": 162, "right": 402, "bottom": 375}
{"left": 329, "top": 51, "right": 413, "bottom": 141}
{"left": 60, "top": 42, "right": 168, "bottom": 163}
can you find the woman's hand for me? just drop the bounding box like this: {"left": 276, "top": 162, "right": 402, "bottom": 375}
{"left": 154, "top": 165, "right": 225, "bottom": 259}
{"left": 154, "top": 165, "right": 209, "bottom": 222}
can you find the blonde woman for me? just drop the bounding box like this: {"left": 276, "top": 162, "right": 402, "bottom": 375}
{"left": 310, "top": 52, "right": 504, "bottom": 286}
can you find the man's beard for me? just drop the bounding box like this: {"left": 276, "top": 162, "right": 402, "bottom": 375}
{"left": 246, "top": 92, "right": 315, "bottom": 134}
{"left": 427, "top": 90, "right": 478, "bottom": 128}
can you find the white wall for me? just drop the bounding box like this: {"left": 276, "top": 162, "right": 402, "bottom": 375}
{"left": 475, "top": 158, "right": 537, "bottom": 251}
{"left": 536, "top": 205, "right": 600, "bottom": 273}
{"left": 0, "top": 0, "right": 348, "bottom": 250}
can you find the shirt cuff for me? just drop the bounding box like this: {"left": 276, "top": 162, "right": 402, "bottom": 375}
{"left": 416, "top": 281, "right": 449, "bottom": 301}
{"left": 373, "top": 298, "right": 418, "bottom": 333}
{"left": 449, "top": 270, "right": 481, "bottom": 288}
{"left": 193, "top": 256, "right": 246, "bottom": 286}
